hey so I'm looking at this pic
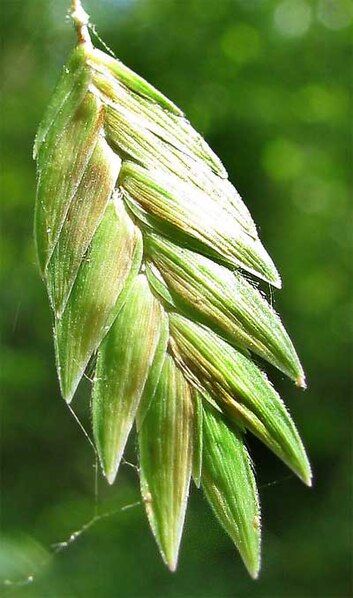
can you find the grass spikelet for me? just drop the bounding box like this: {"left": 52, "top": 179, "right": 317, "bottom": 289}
{"left": 34, "top": 0, "right": 311, "bottom": 575}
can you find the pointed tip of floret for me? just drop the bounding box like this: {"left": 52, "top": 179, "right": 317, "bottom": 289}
{"left": 301, "top": 457, "right": 313, "bottom": 487}
{"left": 166, "top": 557, "right": 178, "bottom": 573}
{"left": 257, "top": 268, "right": 281, "bottom": 290}
{"left": 160, "top": 543, "right": 180, "bottom": 573}
{"left": 271, "top": 271, "right": 282, "bottom": 290}
{"left": 59, "top": 371, "right": 80, "bottom": 405}
{"left": 60, "top": 377, "right": 74, "bottom": 405}
{"left": 248, "top": 565, "right": 260, "bottom": 580}
{"left": 106, "top": 469, "right": 117, "bottom": 485}
{"left": 102, "top": 454, "right": 121, "bottom": 485}
{"left": 63, "top": 392, "right": 74, "bottom": 405}
{"left": 295, "top": 452, "right": 312, "bottom": 487}
{"left": 264, "top": 262, "right": 282, "bottom": 289}
{"left": 301, "top": 471, "right": 313, "bottom": 488}
{"left": 305, "top": 475, "right": 313, "bottom": 488}
{"left": 241, "top": 546, "right": 261, "bottom": 579}
{"left": 55, "top": 344, "right": 80, "bottom": 405}
{"left": 249, "top": 238, "right": 282, "bottom": 289}
{"left": 296, "top": 374, "right": 307, "bottom": 390}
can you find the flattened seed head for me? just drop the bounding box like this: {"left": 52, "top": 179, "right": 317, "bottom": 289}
{"left": 33, "top": 0, "right": 311, "bottom": 577}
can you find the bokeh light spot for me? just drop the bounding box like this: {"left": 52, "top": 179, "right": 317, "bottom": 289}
{"left": 274, "top": 0, "right": 312, "bottom": 37}
{"left": 317, "top": 0, "right": 353, "bottom": 30}
{"left": 292, "top": 175, "right": 344, "bottom": 214}
{"left": 221, "top": 24, "right": 261, "bottom": 65}
{"left": 262, "top": 138, "right": 305, "bottom": 181}
{"left": 292, "top": 84, "right": 349, "bottom": 123}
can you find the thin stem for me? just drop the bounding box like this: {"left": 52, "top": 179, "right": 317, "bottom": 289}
{"left": 70, "top": 0, "right": 92, "bottom": 46}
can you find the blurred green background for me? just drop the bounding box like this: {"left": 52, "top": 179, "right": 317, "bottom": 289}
{"left": 1, "top": 0, "right": 352, "bottom": 596}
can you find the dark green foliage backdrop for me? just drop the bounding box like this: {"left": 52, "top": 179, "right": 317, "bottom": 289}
{"left": 1, "top": 0, "right": 351, "bottom": 595}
